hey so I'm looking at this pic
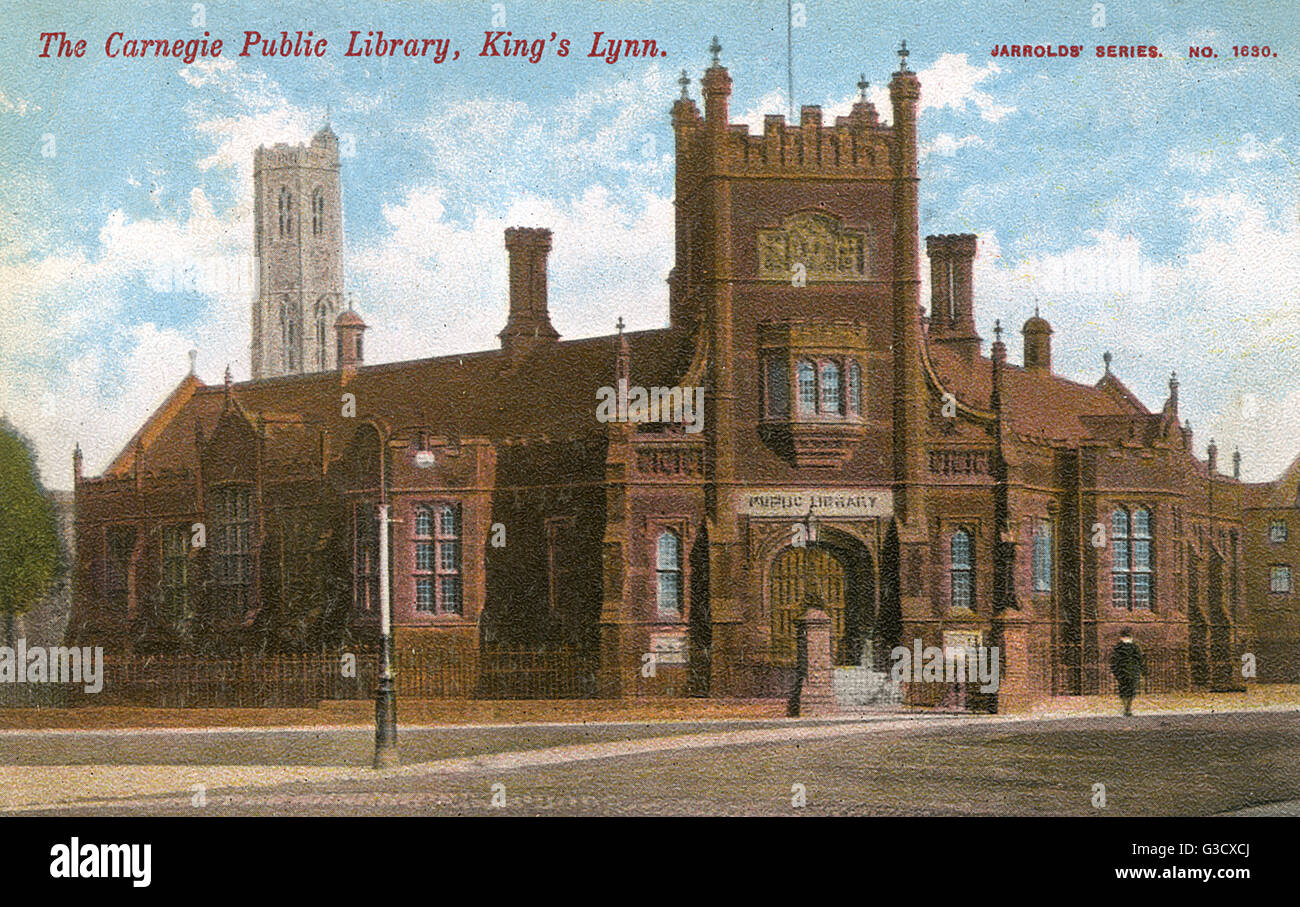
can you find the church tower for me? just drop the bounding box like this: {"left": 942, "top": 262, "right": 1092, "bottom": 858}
{"left": 250, "top": 123, "right": 345, "bottom": 379}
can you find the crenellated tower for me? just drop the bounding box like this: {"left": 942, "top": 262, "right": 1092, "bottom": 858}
{"left": 251, "top": 123, "right": 345, "bottom": 379}
{"left": 664, "top": 38, "right": 927, "bottom": 692}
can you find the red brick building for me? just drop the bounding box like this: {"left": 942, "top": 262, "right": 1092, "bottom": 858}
{"left": 68, "top": 45, "right": 1276, "bottom": 706}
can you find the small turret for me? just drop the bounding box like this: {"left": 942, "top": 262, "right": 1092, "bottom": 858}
{"left": 1021, "top": 307, "right": 1053, "bottom": 373}
{"left": 335, "top": 304, "right": 366, "bottom": 379}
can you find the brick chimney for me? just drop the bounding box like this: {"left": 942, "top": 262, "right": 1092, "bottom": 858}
{"left": 499, "top": 227, "right": 559, "bottom": 354}
{"left": 925, "top": 234, "right": 981, "bottom": 361}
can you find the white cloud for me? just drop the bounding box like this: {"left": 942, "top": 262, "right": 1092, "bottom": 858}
{"left": 918, "top": 53, "right": 1015, "bottom": 123}
{"left": 351, "top": 183, "right": 674, "bottom": 363}
{"left": 953, "top": 183, "right": 1300, "bottom": 482}
{"left": 736, "top": 88, "right": 792, "bottom": 133}
{"left": 922, "top": 133, "right": 984, "bottom": 158}
{"left": 0, "top": 87, "right": 39, "bottom": 117}
{"left": 737, "top": 53, "right": 1014, "bottom": 133}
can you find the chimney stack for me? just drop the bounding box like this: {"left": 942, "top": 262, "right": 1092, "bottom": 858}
{"left": 925, "top": 234, "right": 980, "bottom": 361}
{"left": 500, "top": 227, "right": 559, "bottom": 354}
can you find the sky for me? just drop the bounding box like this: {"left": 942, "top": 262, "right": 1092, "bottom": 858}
{"left": 1, "top": 0, "right": 1298, "bottom": 489}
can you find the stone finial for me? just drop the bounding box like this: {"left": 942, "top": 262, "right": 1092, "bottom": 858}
{"left": 897, "top": 39, "right": 911, "bottom": 72}
{"left": 678, "top": 69, "right": 691, "bottom": 99}
{"left": 187, "top": 349, "right": 197, "bottom": 375}
{"left": 857, "top": 73, "right": 869, "bottom": 101}
{"left": 1103, "top": 350, "right": 1112, "bottom": 374}
{"left": 224, "top": 364, "right": 233, "bottom": 388}
{"left": 709, "top": 36, "right": 722, "bottom": 66}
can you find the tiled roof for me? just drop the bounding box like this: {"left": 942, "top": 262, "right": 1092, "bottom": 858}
{"left": 928, "top": 344, "right": 1149, "bottom": 442}
{"left": 105, "top": 328, "right": 688, "bottom": 478}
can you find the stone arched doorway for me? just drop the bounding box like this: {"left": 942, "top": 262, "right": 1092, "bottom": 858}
{"left": 768, "top": 531, "right": 875, "bottom": 668}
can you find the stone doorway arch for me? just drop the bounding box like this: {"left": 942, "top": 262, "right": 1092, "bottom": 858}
{"left": 767, "top": 529, "right": 875, "bottom": 667}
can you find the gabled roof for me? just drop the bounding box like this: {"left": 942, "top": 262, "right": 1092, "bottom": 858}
{"left": 928, "top": 344, "right": 1149, "bottom": 442}
{"left": 103, "top": 372, "right": 204, "bottom": 475}
{"left": 99, "top": 329, "right": 688, "bottom": 478}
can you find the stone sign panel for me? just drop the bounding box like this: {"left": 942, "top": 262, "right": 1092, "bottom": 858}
{"left": 735, "top": 488, "right": 893, "bottom": 519}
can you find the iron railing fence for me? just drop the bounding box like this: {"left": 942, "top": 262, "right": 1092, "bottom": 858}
{"left": 1050, "top": 645, "right": 1247, "bottom": 696}
{"left": 13, "top": 649, "right": 594, "bottom": 708}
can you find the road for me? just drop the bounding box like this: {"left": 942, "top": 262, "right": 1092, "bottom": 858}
{"left": 6, "top": 710, "right": 1299, "bottom": 816}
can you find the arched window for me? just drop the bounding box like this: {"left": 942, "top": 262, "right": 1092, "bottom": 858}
{"left": 278, "top": 187, "right": 294, "bottom": 237}
{"left": 796, "top": 361, "right": 817, "bottom": 416}
{"left": 656, "top": 530, "right": 683, "bottom": 617}
{"left": 311, "top": 188, "right": 324, "bottom": 236}
{"left": 1112, "top": 507, "right": 1154, "bottom": 610}
{"left": 1032, "top": 519, "right": 1053, "bottom": 592}
{"left": 951, "top": 529, "right": 973, "bottom": 609}
{"left": 315, "top": 299, "right": 329, "bottom": 368}
{"left": 765, "top": 356, "right": 789, "bottom": 419}
{"left": 846, "top": 360, "right": 861, "bottom": 416}
{"left": 281, "top": 295, "right": 300, "bottom": 372}
{"left": 819, "top": 361, "right": 842, "bottom": 414}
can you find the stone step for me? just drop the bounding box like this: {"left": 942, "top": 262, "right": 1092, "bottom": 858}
{"left": 833, "top": 666, "right": 902, "bottom": 708}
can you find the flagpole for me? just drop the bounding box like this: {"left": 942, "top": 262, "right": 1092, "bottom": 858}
{"left": 786, "top": 0, "right": 794, "bottom": 118}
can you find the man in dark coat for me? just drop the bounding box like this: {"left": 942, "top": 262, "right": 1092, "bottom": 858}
{"left": 1110, "top": 627, "right": 1146, "bottom": 716}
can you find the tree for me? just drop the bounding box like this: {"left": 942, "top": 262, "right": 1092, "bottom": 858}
{"left": 0, "top": 420, "right": 63, "bottom": 647}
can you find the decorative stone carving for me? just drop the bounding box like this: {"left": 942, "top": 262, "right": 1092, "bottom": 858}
{"left": 757, "top": 211, "right": 869, "bottom": 281}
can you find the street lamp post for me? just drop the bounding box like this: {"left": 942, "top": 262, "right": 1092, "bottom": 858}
{"left": 373, "top": 502, "right": 398, "bottom": 769}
